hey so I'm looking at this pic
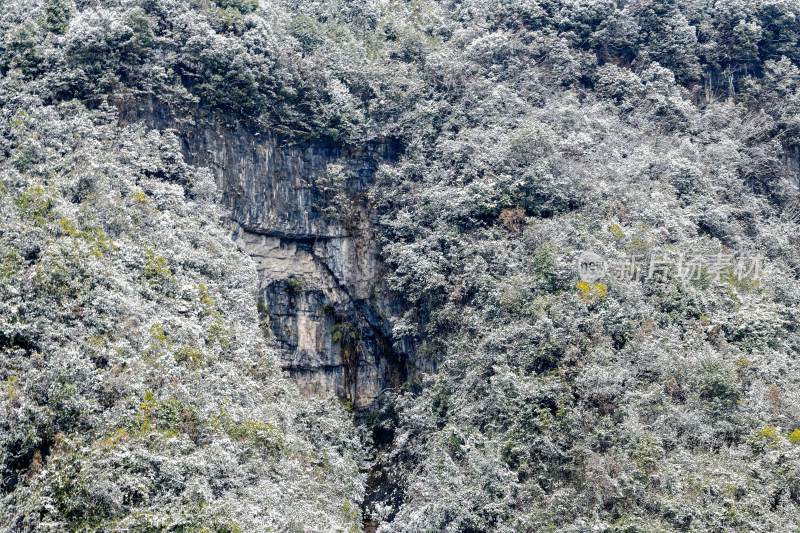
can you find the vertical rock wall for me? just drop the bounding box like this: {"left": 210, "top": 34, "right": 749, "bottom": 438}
{"left": 118, "top": 98, "right": 411, "bottom": 409}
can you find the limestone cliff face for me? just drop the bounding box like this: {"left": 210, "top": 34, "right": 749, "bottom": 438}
{"left": 118, "top": 98, "right": 412, "bottom": 408}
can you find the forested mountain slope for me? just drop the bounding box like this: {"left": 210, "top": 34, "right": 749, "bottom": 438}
{"left": 2, "top": 0, "right": 800, "bottom": 531}
{"left": 0, "top": 95, "right": 365, "bottom": 530}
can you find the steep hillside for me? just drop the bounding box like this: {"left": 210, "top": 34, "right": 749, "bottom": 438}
{"left": 2, "top": 0, "right": 800, "bottom": 532}
{"left": 0, "top": 95, "right": 364, "bottom": 531}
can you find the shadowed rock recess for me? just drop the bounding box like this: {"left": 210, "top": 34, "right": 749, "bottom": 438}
{"left": 119, "top": 98, "right": 414, "bottom": 410}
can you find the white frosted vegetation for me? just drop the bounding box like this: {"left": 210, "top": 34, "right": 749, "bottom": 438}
{"left": 0, "top": 102, "right": 364, "bottom": 531}
{"left": 2, "top": 0, "right": 800, "bottom": 531}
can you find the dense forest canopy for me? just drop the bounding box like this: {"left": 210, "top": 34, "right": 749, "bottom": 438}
{"left": 2, "top": 0, "right": 800, "bottom": 531}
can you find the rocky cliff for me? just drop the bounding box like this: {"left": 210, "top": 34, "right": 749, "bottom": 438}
{"left": 117, "top": 97, "right": 412, "bottom": 409}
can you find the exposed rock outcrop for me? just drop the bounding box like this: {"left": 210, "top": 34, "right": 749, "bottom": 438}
{"left": 118, "top": 97, "right": 412, "bottom": 409}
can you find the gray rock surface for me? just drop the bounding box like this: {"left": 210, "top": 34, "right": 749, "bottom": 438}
{"left": 118, "top": 97, "right": 411, "bottom": 408}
